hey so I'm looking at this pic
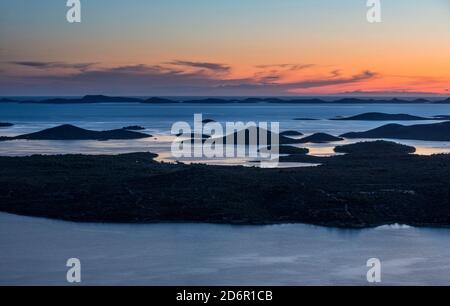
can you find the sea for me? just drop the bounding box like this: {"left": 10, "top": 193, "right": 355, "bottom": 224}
{"left": 1, "top": 101, "right": 450, "bottom": 285}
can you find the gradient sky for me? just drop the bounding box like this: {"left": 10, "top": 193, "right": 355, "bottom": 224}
{"left": 0, "top": 0, "right": 449, "bottom": 96}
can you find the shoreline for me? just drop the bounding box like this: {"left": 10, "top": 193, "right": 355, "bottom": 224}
{"left": 3, "top": 210, "right": 449, "bottom": 231}
{"left": 1, "top": 145, "right": 450, "bottom": 229}
{"left": 1, "top": 95, "right": 450, "bottom": 105}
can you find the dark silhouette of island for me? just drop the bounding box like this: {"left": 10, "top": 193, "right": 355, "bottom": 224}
{"left": 280, "top": 130, "right": 304, "bottom": 137}
{"left": 183, "top": 98, "right": 236, "bottom": 104}
{"left": 174, "top": 132, "right": 212, "bottom": 144}
{"left": 0, "top": 122, "right": 13, "bottom": 127}
{"left": 24, "top": 95, "right": 144, "bottom": 104}
{"left": 216, "top": 127, "right": 304, "bottom": 145}
{"left": 2, "top": 140, "right": 450, "bottom": 228}
{"left": 334, "top": 140, "right": 416, "bottom": 156}
{"left": 331, "top": 112, "right": 434, "bottom": 121}
{"left": 341, "top": 121, "right": 450, "bottom": 141}
{"left": 0, "top": 124, "right": 152, "bottom": 141}
{"left": 434, "top": 115, "right": 450, "bottom": 120}
{"left": 142, "top": 97, "right": 179, "bottom": 104}
{"left": 293, "top": 118, "right": 320, "bottom": 121}
{"left": 0, "top": 98, "right": 16, "bottom": 103}
{"left": 202, "top": 119, "right": 217, "bottom": 124}
{"left": 175, "top": 132, "right": 211, "bottom": 139}
{"left": 2, "top": 95, "right": 450, "bottom": 105}
{"left": 260, "top": 145, "right": 309, "bottom": 155}
{"left": 297, "top": 133, "right": 344, "bottom": 143}
{"left": 122, "top": 125, "right": 146, "bottom": 131}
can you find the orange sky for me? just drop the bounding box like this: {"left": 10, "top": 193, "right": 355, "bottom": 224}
{"left": 0, "top": 0, "right": 449, "bottom": 96}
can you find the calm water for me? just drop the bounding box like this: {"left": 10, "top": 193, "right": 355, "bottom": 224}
{"left": 2, "top": 102, "right": 450, "bottom": 135}
{"left": 1, "top": 213, "right": 450, "bottom": 285}
{"left": 1, "top": 103, "right": 450, "bottom": 159}
{"left": 1, "top": 103, "right": 450, "bottom": 285}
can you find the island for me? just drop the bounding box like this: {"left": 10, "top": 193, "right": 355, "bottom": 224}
{"left": 0, "top": 124, "right": 152, "bottom": 141}
{"left": 123, "top": 125, "right": 146, "bottom": 131}
{"left": 1, "top": 140, "right": 450, "bottom": 228}
{"left": 297, "top": 133, "right": 344, "bottom": 144}
{"left": 175, "top": 132, "right": 212, "bottom": 144}
{"left": 293, "top": 118, "right": 320, "bottom": 121}
{"left": 341, "top": 121, "right": 450, "bottom": 141}
{"left": 1, "top": 95, "right": 450, "bottom": 105}
{"left": 0, "top": 98, "right": 15, "bottom": 103}
{"left": 216, "top": 127, "right": 305, "bottom": 145}
{"left": 142, "top": 97, "right": 180, "bottom": 104}
{"left": 0, "top": 122, "right": 14, "bottom": 127}
{"left": 334, "top": 140, "right": 416, "bottom": 156}
{"left": 259, "top": 145, "right": 309, "bottom": 155}
{"left": 331, "top": 112, "right": 434, "bottom": 121}
{"left": 280, "top": 130, "right": 304, "bottom": 137}
{"left": 202, "top": 119, "right": 217, "bottom": 124}
{"left": 434, "top": 115, "right": 450, "bottom": 120}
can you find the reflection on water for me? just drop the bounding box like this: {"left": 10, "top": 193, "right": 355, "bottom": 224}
{"left": 157, "top": 144, "right": 321, "bottom": 168}
{"left": 413, "top": 146, "right": 450, "bottom": 155}
{"left": 1, "top": 103, "right": 450, "bottom": 285}
{"left": 1, "top": 213, "right": 450, "bottom": 285}
{"left": 1, "top": 103, "right": 450, "bottom": 165}
{"left": 0, "top": 138, "right": 172, "bottom": 157}
{"left": 0, "top": 135, "right": 449, "bottom": 167}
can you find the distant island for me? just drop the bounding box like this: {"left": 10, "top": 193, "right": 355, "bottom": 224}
{"left": 216, "top": 126, "right": 306, "bottom": 146}
{"left": 297, "top": 133, "right": 344, "bottom": 144}
{"left": 341, "top": 121, "right": 450, "bottom": 141}
{"left": 1, "top": 95, "right": 450, "bottom": 104}
{"left": 259, "top": 145, "right": 309, "bottom": 155}
{"left": 0, "top": 124, "right": 152, "bottom": 141}
{"left": 331, "top": 112, "right": 436, "bottom": 121}
{"left": 5, "top": 121, "right": 450, "bottom": 144}
{"left": 280, "top": 130, "right": 304, "bottom": 137}
{"left": 175, "top": 132, "right": 211, "bottom": 144}
{"left": 0, "top": 122, "right": 14, "bottom": 127}
{"left": 1, "top": 141, "right": 450, "bottom": 228}
{"left": 434, "top": 115, "right": 450, "bottom": 120}
{"left": 293, "top": 118, "right": 320, "bottom": 121}
{"left": 122, "top": 125, "right": 146, "bottom": 131}
{"left": 334, "top": 140, "right": 416, "bottom": 156}
{"left": 201, "top": 119, "right": 217, "bottom": 124}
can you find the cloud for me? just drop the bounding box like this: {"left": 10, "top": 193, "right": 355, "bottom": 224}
{"left": 251, "top": 63, "right": 316, "bottom": 85}
{"left": 12, "top": 63, "right": 225, "bottom": 95}
{"left": 330, "top": 69, "right": 342, "bottom": 77}
{"left": 9, "top": 61, "right": 97, "bottom": 72}
{"left": 107, "top": 64, "right": 183, "bottom": 74}
{"left": 167, "top": 60, "right": 231, "bottom": 74}
{"left": 338, "top": 90, "right": 445, "bottom": 96}
{"left": 255, "top": 64, "right": 315, "bottom": 71}
{"left": 218, "top": 70, "right": 379, "bottom": 94}
{"left": 0, "top": 60, "right": 379, "bottom": 96}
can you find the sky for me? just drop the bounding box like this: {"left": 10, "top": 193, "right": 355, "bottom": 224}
{"left": 0, "top": 0, "right": 449, "bottom": 96}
